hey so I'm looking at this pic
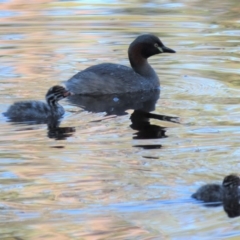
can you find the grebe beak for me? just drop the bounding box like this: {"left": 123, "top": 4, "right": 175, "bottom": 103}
{"left": 63, "top": 90, "right": 74, "bottom": 97}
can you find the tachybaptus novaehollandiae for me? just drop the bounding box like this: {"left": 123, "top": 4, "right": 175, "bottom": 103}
{"left": 66, "top": 34, "right": 176, "bottom": 95}
{"left": 192, "top": 174, "right": 240, "bottom": 203}
{"left": 4, "top": 85, "right": 72, "bottom": 122}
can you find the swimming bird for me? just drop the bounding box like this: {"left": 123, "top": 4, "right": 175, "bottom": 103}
{"left": 66, "top": 34, "right": 175, "bottom": 95}
{"left": 192, "top": 174, "right": 240, "bottom": 203}
{"left": 4, "top": 85, "right": 72, "bottom": 122}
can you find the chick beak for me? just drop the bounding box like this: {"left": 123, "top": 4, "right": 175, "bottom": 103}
{"left": 63, "top": 90, "right": 74, "bottom": 97}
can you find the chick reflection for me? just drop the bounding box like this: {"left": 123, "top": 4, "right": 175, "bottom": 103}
{"left": 47, "top": 125, "right": 76, "bottom": 140}
{"left": 10, "top": 118, "right": 75, "bottom": 141}
{"left": 130, "top": 110, "right": 179, "bottom": 149}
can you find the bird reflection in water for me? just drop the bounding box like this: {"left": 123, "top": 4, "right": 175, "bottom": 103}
{"left": 47, "top": 125, "right": 76, "bottom": 140}
{"left": 68, "top": 89, "right": 179, "bottom": 149}
{"left": 130, "top": 110, "right": 179, "bottom": 149}
{"left": 8, "top": 118, "right": 75, "bottom": 141}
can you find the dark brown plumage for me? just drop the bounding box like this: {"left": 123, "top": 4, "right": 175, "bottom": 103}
{"left": 192, "top": 174, "right": 240, "bottom": 204}
{"left": 66, "top": 34, "right": 175, "bottom": 95}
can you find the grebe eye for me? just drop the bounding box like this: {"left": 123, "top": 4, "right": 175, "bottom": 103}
{"left": 154, "top": 43, "right": 158, "bottom": 48}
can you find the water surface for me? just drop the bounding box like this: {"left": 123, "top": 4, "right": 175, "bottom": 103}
{"left": 1, "top": 0, "right": 240, "bottom": 239}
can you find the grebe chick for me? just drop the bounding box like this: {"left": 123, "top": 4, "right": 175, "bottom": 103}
{"left": 192, "top": 174, "right": 240, "bottom": 203}
{"left": 4, "top": 85, "right": 72, "bottom": 122}
{"left": 66, "top": 34, "right": 175, "bottom": 95}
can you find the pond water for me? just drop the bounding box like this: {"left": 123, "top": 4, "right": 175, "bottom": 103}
{"left": 1, "top": 0, "right": 240, "bottom": 239}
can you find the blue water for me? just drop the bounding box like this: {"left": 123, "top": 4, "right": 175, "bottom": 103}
{"left": 0, "top": 0, "right": 240, "bottom": 239}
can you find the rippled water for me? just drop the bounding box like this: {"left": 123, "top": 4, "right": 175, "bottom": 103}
{"left": 1, "top": 0, "right": 240, "bottom": 239}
